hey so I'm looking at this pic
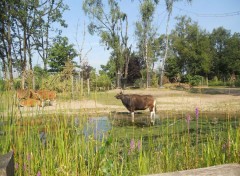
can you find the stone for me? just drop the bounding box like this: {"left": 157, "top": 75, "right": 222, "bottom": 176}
{"left": 0, "top": 151, "right": 14, "bottom": 176}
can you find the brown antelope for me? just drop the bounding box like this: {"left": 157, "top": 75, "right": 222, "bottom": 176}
{"left": 19, "top": 98, "right": 42, "bottom": 107}
{"left": 35, "top": 90, "right": 57, "bottom": 106}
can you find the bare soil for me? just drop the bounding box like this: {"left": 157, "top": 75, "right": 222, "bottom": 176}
{"left": 18, "top": 88, "right": 240, "bottom": 116}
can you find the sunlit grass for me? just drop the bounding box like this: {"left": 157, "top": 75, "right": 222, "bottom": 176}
{"left": 0, "top": 90, "right": 239, "bottom": 175}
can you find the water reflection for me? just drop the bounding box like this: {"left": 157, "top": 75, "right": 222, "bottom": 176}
{"left": 83, "top": 116, "right": 111, "bottom": 141}
{"left": 83, "top": 112, "right": 161, "bottom": 141}
{"left": 109, "top": 111, "right": 161, "bottom": 127}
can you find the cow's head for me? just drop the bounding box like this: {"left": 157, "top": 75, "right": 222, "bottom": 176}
{"left": 115, "top": 91, "right": 124, "bottom": 99}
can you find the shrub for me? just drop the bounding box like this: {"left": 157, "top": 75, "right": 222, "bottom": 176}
{"left": 0, "top": 79, "right": 5, "bottom": 91}
{"left": 182, "top": 75, "right": 202, "bottom": 86}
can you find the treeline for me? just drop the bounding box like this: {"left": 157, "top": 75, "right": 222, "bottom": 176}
{"left": 0, "top": 0, "right": 68, "bottom": 88}
{"left": 163, "top": 16, "right": 240, "bottom": 87}
{"left": 1, "top": 0, "right": 240, "bottom": 91}
{"left": 100, "top": 16, "right": 240, "bottom": 88}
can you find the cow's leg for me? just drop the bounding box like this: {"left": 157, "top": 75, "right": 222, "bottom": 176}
{"left": 131, "top": 112, "right": 135, "bottom": 122}
{"left": 150, "top": 100, "right": 156, "bottom": 125}
{"left": 150, "top": 111, "right": 155, "bottom": 125}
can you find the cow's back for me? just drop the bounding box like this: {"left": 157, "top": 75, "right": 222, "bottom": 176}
{"left": 130, "top": 94, "right": 154, "bottom": 110}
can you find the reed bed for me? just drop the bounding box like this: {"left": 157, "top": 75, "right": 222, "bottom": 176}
{"left": 0, "top": 91, "right": 239, "bottom": 176}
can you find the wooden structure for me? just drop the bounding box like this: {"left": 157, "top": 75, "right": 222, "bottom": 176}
{"left": 146, "top": 163, "right": 240, "bottom": 176}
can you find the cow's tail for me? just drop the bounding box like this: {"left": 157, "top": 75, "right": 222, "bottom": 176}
{"left": 154, "top": 100, "right": 157, "bottom": 113}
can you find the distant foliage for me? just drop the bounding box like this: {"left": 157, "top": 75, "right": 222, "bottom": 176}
{"left": 90, "top": 71, "right": 112, "bottom": 91}
{"left": 182, "top": 75, "right": 202, "bottom": 86}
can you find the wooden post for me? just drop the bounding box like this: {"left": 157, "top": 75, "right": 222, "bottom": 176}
{"left": 32, "top": 74, "right": 35, "bottom": 90}
{"left": 0, "top": 151, "right": 14, "bottom": 176}
{"left": 87, "top": 78, "right": 90, "bottom": 95}
{"left": 71, "top": 75, "right": 74, "bottom": 98}
{"left": 81, "top": 78, "right": 83, "bottom": 96}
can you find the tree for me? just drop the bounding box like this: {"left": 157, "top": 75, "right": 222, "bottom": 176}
{"left": 223, "top": 32, "right": 240, "bottom": 86}
{"left": 82, "top": 0, "right": 131, "bottom": 88}
{"left": 210, "top": 27, "right": 231, "bottom": 79}
{"left": 48, "top": 36, "right": 77, "bottom": 72}
{"left": 34, "top": 0, "right": 69, "bottom": 70}
{"left": 135, "top": 0, "right": 158, "bottom": 88}
{"left": 0, "top": 0, "right": 14, "bottom": 86}
{"left": 0, "top": 0, "right": 69, "bottom": 89}
{"left": 159, "top": 0, "right": 192, "bottom": 87}
{"left": 166, "top": 16, "right": 212, "bottom": 83}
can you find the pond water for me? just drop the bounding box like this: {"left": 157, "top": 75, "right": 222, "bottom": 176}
{"left": 82, "top": 112, "right": 161, "bottom": 141}
{"left": 79, "top": 111, "right": 240, "bottom": 142}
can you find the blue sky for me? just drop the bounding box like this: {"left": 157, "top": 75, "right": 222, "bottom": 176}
{"left": 56, "top": 0, "right": 240, "bottom": 71}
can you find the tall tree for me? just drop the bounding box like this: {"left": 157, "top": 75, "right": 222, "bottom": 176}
{"left": 166, "top": 16, "right": 212, "bottom": 81}
{"left": 159, "top": 0, "right": 192, "bottom": 87}
{"left": 135, "top": 0, "right": 158, "bottom": 88}
{"left": 0, "top": 0, "right": 15, "bottom": 87}
{"left": 210, "top": 27, "right": 231, "bottom": 79}
{"left": 82, "top": 0, "right": 131, "bottom": 88}
{"left": 223, "top": 32, "right": 240, "bottom": 85}
{"left": 34, "top": 0, "right": 69, "bottom": 71}
{"left": 48, "top": 36, "right": 77, "bottom": 72}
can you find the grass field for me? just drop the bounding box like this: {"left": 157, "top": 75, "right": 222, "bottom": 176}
{"left": 0, "top": 88, "right": 240, "bottom": 175}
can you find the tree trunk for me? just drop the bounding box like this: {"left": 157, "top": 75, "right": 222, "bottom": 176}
{"left": 7, "top": 10, "right": 13, "bottom": 89}
{"left": 160, "top": 12, "right": 170, "bottom": 88}
{"left": 145, "top": 40, "right": 149, "bottom": 88}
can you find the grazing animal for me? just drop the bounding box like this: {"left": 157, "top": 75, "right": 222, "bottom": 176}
{"left": 19, "top": 98, "right": 42, "bottom": 107}
{"left": 16, "top": 89, "right": 33, "bottom": 100}
{"left": 115, "top": 92, "right": 156, "bottom": 124}
{"left": 35, "top": 90, "right": 57, "bottom": 106}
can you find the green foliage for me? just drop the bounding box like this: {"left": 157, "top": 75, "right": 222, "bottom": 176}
{"left": 0, "top": 80, "right": 5, "bottom": 91}
{"left": 235, "top": 77, "right": 240, "bottom": 87}
{"left": 48, "top": 36, "right": 77, "bottom": 72}
{"left": 83, "top": 0, "right": 130, "bottom": 85}
{"left": 182, "top": 74, "right": 202, "bottom": 86}
{"left": 208, "top": 77, "right": 225, "bottom": 87}
{"left": 151, "top": 72, "right": 158, "bottom": 88}
{"left": 90, "top": 70, "right": 112, "bottom": 91}
{"left": 33, "top": 65, "right": 49, "bottom": 89}
{"left": 0, "top": 101, "right": 239, "bottom": 175}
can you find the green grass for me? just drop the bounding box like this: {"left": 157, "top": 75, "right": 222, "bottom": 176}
{"left": 0, "top": 91, "right": 239, "bottom": 175}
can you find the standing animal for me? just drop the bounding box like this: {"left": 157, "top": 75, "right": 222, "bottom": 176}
{"left": 35, "top": 90, "right": 57, "bottom": 106}
{"left": 115, "top": 92, "right": 156, "bottom": 124}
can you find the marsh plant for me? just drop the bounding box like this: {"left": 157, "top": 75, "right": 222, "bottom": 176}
{"left": 0, "top": 92, "right": 240, "bottom": 176}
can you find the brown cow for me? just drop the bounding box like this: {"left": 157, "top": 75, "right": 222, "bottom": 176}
{"left": 115, "top": 92, "right": 156, "bottom": 124}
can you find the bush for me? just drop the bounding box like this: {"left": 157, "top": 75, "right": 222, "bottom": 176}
{"left": 151, "top": 73, "right": 158, "bottom": 88}
{"left": 235, "top": 79, "right": 240, "bottom": 87}
{"left": 182, "top": 75, "right": 202, "bottom": 86}
{"left": 208, "top": 80, "right": 225, "bottom": 86}
{"left": 0, "top": 79, "right": 5, "bottom": 91}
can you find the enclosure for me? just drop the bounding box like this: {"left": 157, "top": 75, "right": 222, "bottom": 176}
{"left": 0, "top": 88, "right": 240, "bottom": 175}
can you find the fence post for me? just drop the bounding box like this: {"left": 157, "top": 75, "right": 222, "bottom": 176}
{"left": 87, "top": 78, "right": 90, "bottom": 95}
{"left": 71, "top": 75, "right": 74, "bottom": 99}
{"left": 81, "top": 78, "right": 83, "bottom": 96}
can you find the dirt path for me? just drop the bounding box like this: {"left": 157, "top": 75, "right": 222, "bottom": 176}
{"left": 18, "top": 88, "right": 240, "bottom": 116}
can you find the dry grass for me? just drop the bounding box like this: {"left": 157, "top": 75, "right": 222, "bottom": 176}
{"left": 17, "top": 88, "right": 240, "bottom": 116}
